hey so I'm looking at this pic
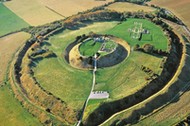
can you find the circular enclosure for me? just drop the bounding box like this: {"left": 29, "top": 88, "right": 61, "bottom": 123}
{"left": 67, "top": 35, "right": 130, "bottom": 69}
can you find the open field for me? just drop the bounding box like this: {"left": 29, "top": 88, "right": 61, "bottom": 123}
{"left": 4, "top": 0, "right": 63, "bottom": 26}
{"left": 38, "top": 0, "right": 114, "bottom": 17}
{"left": 106, "top": 18, "right": 168, "bottom": 51}
{"left": 149, "top": 0, "right": 190, "bottom": 29}
{"left": 106, "top": 2, "right": 155, "bottom": 12}
{"left": 0, "top": 86, "right": 42, "bottom": 126}
{"left": 0, "top": 4, "right": 29, "bottom": 36}
{"left": 1, "top": 1, "right": 189, "bottom": 125}
{"left": 0, "top": 32, "right": 30, "bottom": 85}
{"left": 4, "top": 0, "right": 113, "bottom": 26}
{"left": 0, "top": 32, "right": 41, "bottom": 126}
{"left": 33, "top": 22, "right": 118, "bottom": 110}
{"left": 95, "top": 51, "right": 163, "bottom": 100}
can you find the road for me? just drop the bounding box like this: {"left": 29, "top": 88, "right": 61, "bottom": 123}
{"left": 76, "top": 54, "right": 97, "bottom": 126}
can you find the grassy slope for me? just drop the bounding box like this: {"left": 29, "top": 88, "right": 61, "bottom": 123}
{"left": 149, "top": 0, "right": 190, "bottom": 29}
{"left": 106, "top": 2, "right": 155, "bottom": 12}
{"left": 0, "top": 4, "right": 29, "bottom": 36}
{"left": 0, "top": 32, "right": 41, "bottom": 126}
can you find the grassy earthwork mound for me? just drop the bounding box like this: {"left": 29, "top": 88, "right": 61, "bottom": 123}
{"left": 32, "top": 18, "right": 168, "bottom": 123}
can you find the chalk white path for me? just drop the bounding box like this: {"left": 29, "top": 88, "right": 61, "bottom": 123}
{"left": 77, "top": 54, "right": 109, "bottom": 126}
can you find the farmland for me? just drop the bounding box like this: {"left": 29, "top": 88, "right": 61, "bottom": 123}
{"left": 1, "top": 1, "right": 190, "bottom": 125}
{"left": 0, "top": 32, "right": 41, "bottom": 126}
{"left": 0, "top": 4, "right": 29, "bottom": 36}
{"left": 106, "top": 2, "right": 155, "bottom": 12}
{"left": 4, "top": 0, "right": 63, "bottom": 26}
{"left": 149, "top": 0, "right": 190, "bottom": 29}
{"left": 38, "top": 0, "right": 114, "bottom": 17}
{"left": 4, "top": 0, "right": 114, "bottom": 26}
{"left": 0, "top": 32, "right": 30, "bottom": 84}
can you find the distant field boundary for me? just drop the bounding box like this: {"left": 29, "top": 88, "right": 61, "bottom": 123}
{"left": 0, "top": 31, "right": 20, "bottom": 38}
{"left": 45, "top": 6, "right": 66, "bottom": 18}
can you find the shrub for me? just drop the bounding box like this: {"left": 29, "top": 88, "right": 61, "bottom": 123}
{"left": 142, "top": 44, "right": 154, "bottom": 53}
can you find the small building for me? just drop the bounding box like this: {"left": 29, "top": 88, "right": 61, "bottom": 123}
{"left": 89, "top": 91, "right": 109, "bottom": 99}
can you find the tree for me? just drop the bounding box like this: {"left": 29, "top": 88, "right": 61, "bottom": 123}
{"left": 134, "top": 44, "right": 140, "bottom": 51}
{"left": 142, "top": 44, "right": 154, "bottom": 53}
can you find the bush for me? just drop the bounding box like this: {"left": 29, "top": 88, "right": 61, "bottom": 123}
{"left": 134, "top": 44, "right": 140, "bottom": 51}
{"left": 142, "top": 44, "right": 154, "bottom": 53}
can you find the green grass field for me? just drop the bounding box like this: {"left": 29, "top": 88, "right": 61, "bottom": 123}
{"left": 79, "top": 39, "right": 102, "bottom": 56}
{"left": 0, "top": 4, "right": 29, "bottom": 36}
{"left": 106, "top": 18, "right": 168, "bottom": 51}
{"left": 0, "top": 85, "right": 42, "bottom": 126}
{"left": 104, "top": 40, "right": 117, "bottom": 51}
{"left": 33, "top": 19, "right": 167, "bottom": 116}
{"left": 33, "top": 22, "right": 118, "bottom": 110}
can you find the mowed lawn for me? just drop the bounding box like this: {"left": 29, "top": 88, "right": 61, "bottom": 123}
{"left": 0, "top": 4, "right": 29, "bottom": 36}
{"left": 33, "top": 22, "right": 118, "bottom": 110}
{"left": 106, "top": 18, "right": 168, "bottom": 51}
{"left": 0, "top": 32, "right": 41, "bottom": 126}
{"left": 106, "top": 2, "right": 155, "bottom": 12}
{"left": 79, "top": 39, "right": 102, "bottom": 56}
